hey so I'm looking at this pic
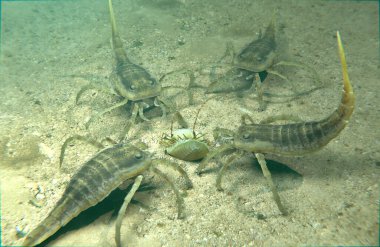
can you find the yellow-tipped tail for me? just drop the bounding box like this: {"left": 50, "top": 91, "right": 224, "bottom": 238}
{"left": 336, "top": 31, "right": 355, "bottom": 120}
{"left": 337, "top": 31, "right": 353, "bottom": 99}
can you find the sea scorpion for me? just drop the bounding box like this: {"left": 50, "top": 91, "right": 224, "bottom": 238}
{"left": 77, "top": 0, "right": 167, "bottom": 135}
{"left": 197, "top": 32, "right": 354, "bottom": 215}
{"left": 207, "top": 13, "right": 320, "bottom": 110}
{"left": 235, "top": 13, "right": 278, "bottom": 74}
{"left": 23, "top": 137, "right": 192, "bottom": 246}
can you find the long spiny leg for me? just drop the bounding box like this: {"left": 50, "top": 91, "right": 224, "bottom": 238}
{"left": 122, "top": 103, "right": 139, "bottom": 140}
{"left": 265, "top": 68, "right": 290, "bottom": 86}
{"left": 159, "top": 101, "right": 167, "bottom": 119}
{"left": 158, "top": 67, "right": 193, "bottom": 84}
{"left": 85, "top": 98, "right": 129, "bottom": 129}
{"left": 154, "top": 97, "right": 167, "bottom": 119}
{"left": 60, "top": 135, "right": 104, "bottom": 168}
{"left": 76, "top": 84, "right": 97, "bottom": 104}
{"left": 216, "top": 153, "right": 240, "bottom": 191}
{"left": 76, "top": 83, "right": 118, "bottom": 104}
{"left": 173, "top": 111, "right": 189, "bottom": 129}
{"left": 262, "top": 85, "right": 322, "bottom": 100}
{"left": 196, "top": 144, "right": 235, "bottom": 174}
{"left": 186, "top": 70, "right": 197, "bottom": 105}
{"left": 161, "top": 85, "right": 188, "bottom": 108}
{"left": 160, "top": 68, "right": 204, "bottom": 105}
{"left": 161, "top": 85, "right": 188, "bottom": 91}
{"left": 253, "top": 73, "right": 267, "bottom": 111}
{"left": 178, "top": 69, "right": 207, "bottom": 105}
{"left": 163, "top": 69, "right": 206, "bottom": 105}
{"left": 102, "top": 137, "right": 119, "bottom": 145}
{"left": 138, "top": 102, "right": 150, "bottom": 122}
{"left": 255, "top": 153, "right": 287, "bottom": 215}
{"left": 209, "top": 64, "right": 221, "bottom": 84}
{"left": 153, "top": 159, "right": 193, "bottom": 190}
{"left": 206, "top": 42, "right": 236, "bottom": 86}
{"left": 270, "top": 61, "right": 323, "bottom": 96}
{"left": 115, "top": 175, "right": 143, "bottom": 247}
{"left": 168, "top": 115, "right": 175, "bottom": 138}
{"left": 152, "top": 167, "right": 185, "bottom": 219}
{"left": 218, "top": 41, "right": 235, "bottom": 65}
{"left": 241, "top": 114, "right": 256, "bottom": 125}
{"left": 161, "top": 85, "right": 189, "bottom": 102}
{"left": 274, "top": 60, "right": 322, "bottom": 86}
{"left": 210, "top": 41, "right": 236, "bottom": 80}
{"left": 207, "top": 43, "right": 236, "bottom": 94}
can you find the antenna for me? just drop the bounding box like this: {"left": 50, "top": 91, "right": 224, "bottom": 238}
{"left": 192, "top": 96, "right": 217, "bottom": 136}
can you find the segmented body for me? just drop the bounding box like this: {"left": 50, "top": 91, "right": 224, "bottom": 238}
{"left": 206, "top": 67, "right": 255, "bottom": 94}
{"left": 23, "top": 143, "right": 150, "bottom": 246}
{"left": 78, "top": 0, "right": 168, "bottom": 133}
{"left": 205, "top": 18, "right": 274, "bottom": 96}
{"left": 198, "top": 31, "right": 353, "bottom": 171}
{"left": 235, "top": 16, "right": 276, "bottom": 72}
{"left": 110, "top": 2, "right": 161, "bottom": 103}
{"left": 234, "top": 32, "right": 354, "bottom": 155}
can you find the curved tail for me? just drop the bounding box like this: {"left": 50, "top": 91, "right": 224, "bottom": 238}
{"left": 108, "top": 0, "right": 128, "bottom": 63}
{"left": 337, "top": 31, "right": 355, "bottom": 120}
{"left": 318, "top": 31, "right": 354, "bottom": 143}
{"left": 22, "top": 196, "right": 79, "bottom": 246}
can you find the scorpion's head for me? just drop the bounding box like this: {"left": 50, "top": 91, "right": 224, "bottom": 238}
{"left": 235, "top": 39, "right": 276, "bottom": 73}
{"left": 113, "top": 142, "right": 152, "bottom": 179}
{"left": 113, "top": 63, "right": 161, "bottom": 101}
{"left": 234, "top": 125, "right": 275, "bottom": 154}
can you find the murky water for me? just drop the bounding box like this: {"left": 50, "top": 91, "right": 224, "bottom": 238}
{"left": 1, "top": 0, "right": 378, "bottom": 246}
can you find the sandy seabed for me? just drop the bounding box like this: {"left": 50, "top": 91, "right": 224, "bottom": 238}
{"left": 1, "top": 0, "right": 379, "bottom": 246}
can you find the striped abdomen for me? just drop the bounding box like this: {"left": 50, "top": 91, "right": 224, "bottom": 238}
{"left": 23, "top": 143, "right": 150, "bottom": 246}
{"left": 234, "top": 31, "right": 354, "bottom": 156}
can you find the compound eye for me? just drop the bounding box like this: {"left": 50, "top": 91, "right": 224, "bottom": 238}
{"left": 242, "top": 133, "right": 250, "bottom": 139}
{"left": 134, "top": 152, "right": 143, "bottom": 159}
{"left": 238, "top": 53, "right": 246, "bottom": 60}
{"left": 129, "top": 84, "right": 136, "bottom": 91}
{"left": 149, "top": 80, "right": 155, "bottom": 86}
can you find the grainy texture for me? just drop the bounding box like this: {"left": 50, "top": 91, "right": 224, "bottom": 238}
{"left": 235, "top": 15, "right": 276, "bottom": 72}
{"left": 1, "top": 0, "right": 378, "bottom": 246}
{"left": 108, "top": 0, "right": 161, "bottom": 101}
{"left": 23, "top": 143, "right": 150, "bottom": 246}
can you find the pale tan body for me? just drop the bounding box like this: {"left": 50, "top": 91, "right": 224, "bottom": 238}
{"left": 23, "top": 139, "right": 192, "bottom": 246}
{"left": 76, "top": 0, "right": 166, "bottom": 137}
{"left": 207, "top": 14, "right": 321, "bottom": 110}
{"left": 197, "top": 32, "right": 354, "bottom": 215}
